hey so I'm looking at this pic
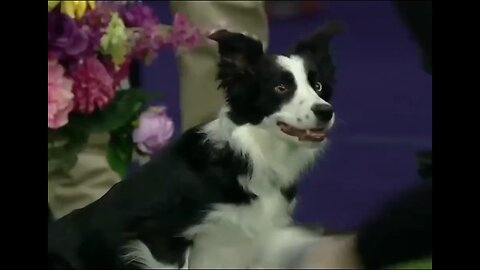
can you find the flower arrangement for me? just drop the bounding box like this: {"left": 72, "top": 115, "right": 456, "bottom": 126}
{"left": 48, "top": 1, "right": 204, "bottom": 177}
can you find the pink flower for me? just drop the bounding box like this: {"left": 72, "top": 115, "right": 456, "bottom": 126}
{"left": 70, "top": 57, "right": 115, "bottom": 114}
{"left": 133, "top": 106, "right": 174, "bottom": 155}
{"left": 48, "top": 59, "right": 74, "bottom": 129}
{"left": 167, "top": 13, "right": 205, "bottom": 51}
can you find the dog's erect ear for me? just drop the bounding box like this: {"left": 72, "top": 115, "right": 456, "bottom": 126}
{"left": 208, "top": 29, "right": 264, "bottom": 70}
{"left": 291, "top": 21, "right": 344, "bottom": 57}
{"left": 291, "top": 21, "right": 344, "bottom": 97}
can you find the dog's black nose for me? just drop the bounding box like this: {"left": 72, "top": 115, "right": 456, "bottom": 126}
{"left": 311, "top": 103, "right": 333, "bottom": 121}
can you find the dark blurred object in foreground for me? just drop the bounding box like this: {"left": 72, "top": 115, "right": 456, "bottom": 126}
{"left": 397, "top": 1, "right": 433, "bottom": 185}
{"left": 357, "top": 181, "right": 432, "bottom": 268}
{"left": 394, "top": 1, "right": 432, "bottom": 74}
{"left": 354, "top": 1, "right": 432, "bottom": 268}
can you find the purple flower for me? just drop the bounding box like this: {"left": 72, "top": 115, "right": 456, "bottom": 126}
{"left": 48, "top": 11, "right": 89, "bottom": 58}
{"left": 120, "top": 3, "right": 163, "bottom": 62}
{"left": 133, "top": 106, "right": 174, "bottom": 155}
{"left": 78, "top": 4, "right": 117, "bottom": 55}
{"left": 120, "top": 3, "right": 158, "bottom": 28}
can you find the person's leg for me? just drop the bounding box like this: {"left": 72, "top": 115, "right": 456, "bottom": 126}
{"left": 48, "top": 134, "right": 120, "bottom": 219}
{"left": 170, "top": 1, "right": 269, "bottom": 130}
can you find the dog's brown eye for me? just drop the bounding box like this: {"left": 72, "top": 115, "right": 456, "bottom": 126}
{"left": 274, "top": 84, "right": 287, "bottom": 94}
{"left": 314, "top": 82, "right": 323, "bottom": 92}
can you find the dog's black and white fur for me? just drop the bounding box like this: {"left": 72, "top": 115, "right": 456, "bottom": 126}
{"left": 48, "top": 22, "right": 343, "bottom": 269}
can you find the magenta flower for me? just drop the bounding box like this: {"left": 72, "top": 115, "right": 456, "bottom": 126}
{"left": 48, "top": 11, "right": 89, "bottom": 58}
{"left": 182, "top": 28, "right": 202, "bottom": 50}
{"left": 130, "top": 23, "right": 164, "bottom": 62}
{"left": 103, "top": 56, "right": 132, "bottom": 90}
{"left": 69, "top": 57, "right": 115, "bottom": 114}
{"left": 133, "top": 106, "right": 174, "bottom": 155}
{"left": 167, "top": 13, "right": 204, "bottom": 50}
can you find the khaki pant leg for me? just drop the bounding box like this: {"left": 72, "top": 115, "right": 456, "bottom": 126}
{"left": 171, "top": 1, "right": 269, "bottom": 130}
{"left": 48, "top": 134, "right": 120, "bottom": 219}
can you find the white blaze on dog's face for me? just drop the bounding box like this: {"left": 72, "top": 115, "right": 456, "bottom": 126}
{"left": 259, "top": 55, "right": 335, "bottom": 148}
{"left": 209, "top": 22, "right": 343, "bottom": 148}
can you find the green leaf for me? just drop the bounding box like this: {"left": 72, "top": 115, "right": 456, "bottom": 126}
{"left": 68, "top": 88, "right": 146, "bottom": 134}
{"left": 100, "top": 13, "right": 130, "bottom": 69}
{"left": 48, "top": 129, "right": 88, "bottom": 176}
{"left": 107, "top": 126, "right": 135, "bottom": 178}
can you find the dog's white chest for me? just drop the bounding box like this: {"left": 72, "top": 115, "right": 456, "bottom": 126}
{"left": 185, "top": 192, "right": 292, "bottom": 268}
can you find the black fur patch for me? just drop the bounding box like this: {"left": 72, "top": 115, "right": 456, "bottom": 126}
{"left": 48, "top": 128, "right": 256, "bottom": 269}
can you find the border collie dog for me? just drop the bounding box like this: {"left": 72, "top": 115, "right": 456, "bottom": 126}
{"left": 48, "top": 21, "right": 343, "bottom": 269}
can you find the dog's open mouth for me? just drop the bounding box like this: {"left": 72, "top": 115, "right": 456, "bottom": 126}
{"left": 277, "top": 121, "right": 327, "bottom": 142}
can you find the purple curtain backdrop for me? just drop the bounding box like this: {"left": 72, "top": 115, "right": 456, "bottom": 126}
{"left": 140, "top": 1, "right": 432, "bottom": 230}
